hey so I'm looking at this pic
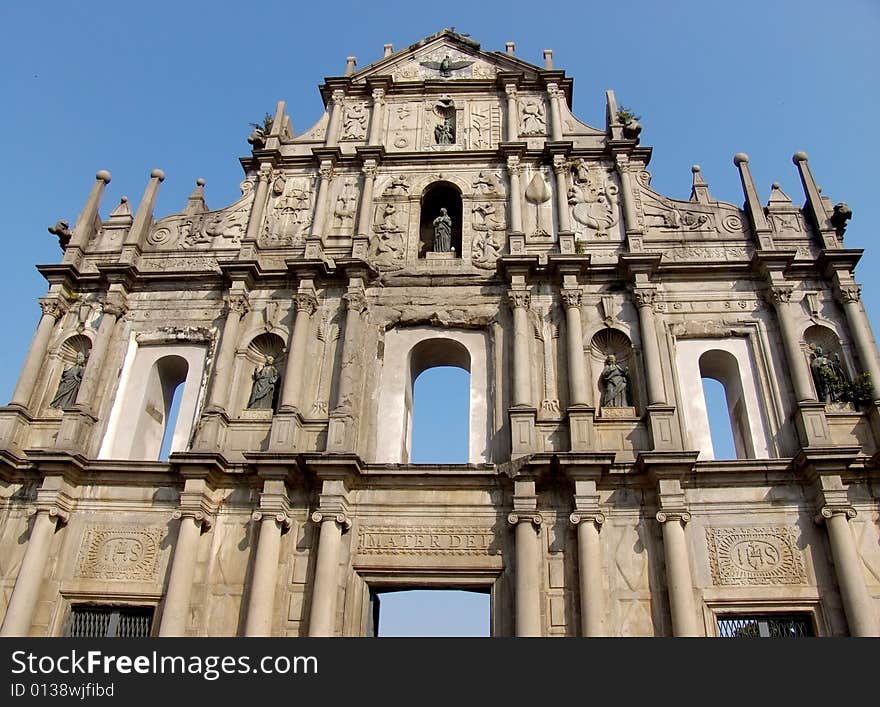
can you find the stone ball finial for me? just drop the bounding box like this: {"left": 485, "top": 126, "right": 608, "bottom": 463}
{"left": 196, "top": 178, "right": 206, "bottom": 187}
{"left": 771, "top": 182, "right": 780, "bottom": 189}
{"left": 691, "top": 165, "right": 701, "bottom": 173}
{"left": 733, "top": 153, "right": 749, "bottom": 165}
{"left": 151, "top": 169, "right": 166, "bottom": 181}
{"left": 120, "top": 196, "right": 129, "bottom": 203}
{"left": 96, "top": 169, "right": 112, "bottom": 183}
{"left": 792, "top": 151, "right": 809, "bottom": 164}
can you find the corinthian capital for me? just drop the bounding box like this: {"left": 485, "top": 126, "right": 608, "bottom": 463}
{"left": 632, "top": 288, "right": 656, "bottom": 308}
{"left": 39, "top": 297, "right": 67, "bottom": 320}
{"left": 765, "top": 286, "right": 794, "bottom": 306}
{"left": 507, "top": 290, "right": 531, "bottom": 310}
{"left": 226, "top": 292, "right": 251, "bottom": 316}
{"left": 560, "top": 289, "right": 582, "bottom": 309}
{"left": 294, "top": 291, "right": 318, "bottom": 315}
{"left": 506, "top": 155, "right": 521, "bottom": 175}
{"left": 343, "top": 290, "right": 368, "bottom": 314}
{"left": 837, "top": 285, "right": 861, "bottom": 304}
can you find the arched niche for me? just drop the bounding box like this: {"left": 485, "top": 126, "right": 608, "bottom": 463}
{"left": 43, "top": 334, "right": 93, "bottom": 412}
{"left": 589, "top": 328, "right": 638, "bottom": 412}
{"left": 674, "top": 338, "right": 771, "bottom": 460}
{"left": 419, "top": 182, "right": 463, "bottom": 258}
{"left": 233, "top": 332, "right": 286, "bottom": 414}
{"left": 803, "top": 324, "right": 850, "bottom": 400}
{"left": 99, "top": 336, "right": 208, "bottom": 461}
{"left": 375, "top": 327, "right": 490, "bottom": 464}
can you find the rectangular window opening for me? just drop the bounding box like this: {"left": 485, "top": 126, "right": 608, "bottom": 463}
{"left": 716, "top": 612, "right": 814, "bottom": 638}
{"left": 66, "top": 605, "right": 155, "bottom": 638}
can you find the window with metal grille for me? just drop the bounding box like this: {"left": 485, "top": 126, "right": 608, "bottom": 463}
{"left": 717, "top": 613, "right": 814, "bottom": 637}
{"left": 66, "top": 605, "right": 154, "bottom": 638}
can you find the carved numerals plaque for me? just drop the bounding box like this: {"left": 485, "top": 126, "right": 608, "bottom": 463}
{"left": 706, "top": 527, "right": 806, "bottom": 586}
{"left": 75, "top": 526, "right": 165, "bottom": 581}
{"left": 357, "top": 526, "right": 497, "bottom": 555}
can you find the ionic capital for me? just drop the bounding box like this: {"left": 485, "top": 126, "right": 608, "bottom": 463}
{"left": 560, "top": 288, "right": 582, "bottom": 309}
{"left": 311, "top": 510, "right": 352, "bottom": 531}
{"left": 815, "top": 504, "right": 857, "bottom": 524}
{"left": 172, "top": 508, "right": 213, "bottom": 530}
{"left": 31, "top": 504, "right": 70, "bottom": 525}
{"left": 507, "top": 290, "right": 531, "bottom": 310}
{"left": 507, "top": 511, "right": 543, "bottom": 528}
{"left": 252, "top": 510, "right": 293, "bottom": 531}
{"left": 294, "top": 291, "right": 318, "bottom": 315}
{"left": 656, "top": 510, "right": 691, "bottom": 525}
{"left": 569, "top": 511, "right": 605, "bottom": 528}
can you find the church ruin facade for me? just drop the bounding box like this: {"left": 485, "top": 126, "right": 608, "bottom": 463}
{"left": 1, "top": 30, "right": 878, "bottom": 637}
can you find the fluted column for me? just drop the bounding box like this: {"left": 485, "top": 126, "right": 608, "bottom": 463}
{"left": 570, "top": 511, "right": 604, "bottom": 636}
{"left": 278, "top": 291, "right": 317, "bottom": 413}
{"left": 560, "top": 289, "right": 589, "bottom": 405}
{"left": 818, "top": 505, "right": 878, "bottom": 636}
{"left": 242, "top": 164, "right": 273, "bottom": 249}
{"left": 308, "top": 511, "right": 350, "bottom": 636}
{"left": 509, "top": 291, "right": 531, "bottom": 407}
{"left": 504, "top": 84, "right": 518, "bottom": 141}
{"left": 205, "top": 292, "right": 249, "bottom": 413}
{"left": 633, "top": 288, "right": 665, "bottom": 406}
{"left": 367, "top": 88, "right": 385, "bottom": 145}
{"left": 614, "top": 154, "right": 643, "bottom": 236}
{"left": 836, "top": 284, "right": 880, "bottom": 400}
{"left": 506, "top": 156, "right": 523, "bottom": 234}
{"left": 244, "top": 511, "right": 290, "bottom": 636}
{"left": 508, "top": 511, "right": 543, "bottom": 636}
{"left": 766, "top": 286, "right": 815, "bottom": 402}
{"left": 159, "top": 510, "right": 210, "bottom": 636}
{"left": 10, "top": 298, "right": 66, "bottom": 409}
{"left": 356, "top": 161, "right": 377, "bottom": 238}
{"left": 72, "top": 300, "right": 124, "bottom": 413}
{"left": 309, "top": 162, "right": 334, "bottom": 238}
{"left": 0, "top": 507, "right": 66, "bottom": 636}
{"left": 326, "top": 90, "right": 345, "bottom": 148}
{"left": 546, "top": 83, "right": 564, "bottom": 141}
{"left": 552, "top": 155, "right": 572, "bottom": 233}
{"left": 657, "top": 510, "right": 699, "bottom": 636}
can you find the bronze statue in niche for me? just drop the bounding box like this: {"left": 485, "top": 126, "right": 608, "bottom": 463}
{"left": 599, "top": 354, "right": 631, "bottom": 407}
{"left": 248, "top": 356, "right": 279, "bottom": 410}
{"left": 50, "top": 352, "right": 86, "bottom": 410}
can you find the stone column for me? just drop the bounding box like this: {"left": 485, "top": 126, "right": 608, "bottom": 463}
{"left": 552, "top": 155, "right": 572, "bottom": 233}
{"left": 766, "top": 286, "right": 815, "bottom": 402}
{"left": 308, "top": 511, "right": 350, "bottom": 636}
{"left": 309, "top": 162, "right": 334, "bottom": 239}
{"left": 327, "top": 288, "right": 367, "bottom": 452}
{"left": 504, "top": 84, "right": 518, "bottom": 141}
{"left": 506, "top": 156, "right": 523, "bottom": 234}
{"left": 244, "top": 511, "right": 290, "bottom": 636}
{"left": 656, "top": 510, "right": 699, "bottom": 636}
{"left": 242, "top": 164, "right": 273, "bottom": 255}
{"left": 570, "top": 511, "right": 604, "bottom": 636}
{"left": 72, "top": 300, "right": 125, "bottom": 412}
{"left": 326, "top": 90, "right": 345, "bottom": 148}
{"left": 614, "top": 154, "right": 643, "bottom": 238}
{"left": 159, "top": 510, "right": 210, "bottom": 637}
{"left": 356, "top": 161, "right": 377, "bottom": 238}
{"left": 509, "top": 291, "right": 531, "bottom": 407}
{"left": 278, "top": 291, "right": 317, "bottom": 413}
{"left": 836, "top": 284, "right": 880, "bottom": 399}
{"left": 367, "top": 88, "right": 385, "bottom": 145}
{"left": 633, "top": 288, "right": 665, "bottom": 406}
{"left": 560, "top": 289, "right": 589, "bottom": 405}
{"left": 546, "top": 83, "right": 564, "bottom": 141}
{"left": 818, "top": 505, "right": 878, "bottom": 636}
{"left": 205, "top": 292, "right": 249, "bottom": 413}
{"left": 508, "top": 511, "right": 543, "bottom": 636}
{"left": 10, "top": 298, "right": 65, "bottom": 410}
{"left": 0, "top": 507, "right": 66, "bottom": 636}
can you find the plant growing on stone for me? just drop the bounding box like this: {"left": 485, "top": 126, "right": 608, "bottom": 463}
{"left": 838, "top": 372, "right": 874, "bottom": 409}
{"left": 617, "top": 106, "right": 640, "bottom": 124}
{"left": 250, "top": 112, "right": 274, "bottom": 135}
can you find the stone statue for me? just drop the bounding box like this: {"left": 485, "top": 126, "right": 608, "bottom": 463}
{"left": 50, "top": 352, "right": 86, "bottom": 410}
{"left": 434, "top": 116, "right": 455, "bottom": 145}
{"left": 433, "top": 208, "right": 453, "bottom": 252}
{"left": 599, "top": 354, "right": 630, "bottom": 407}
{"left": 810, "top": 346, "right": 841, "bottom": 403}
{"left": 248, "top": 356, "right": 279, "bottom": 410}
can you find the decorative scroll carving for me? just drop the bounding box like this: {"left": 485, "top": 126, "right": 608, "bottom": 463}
{"left": 76, "top": 526, "right": 165, "bottom": 581}
{"left": 706, "top": 527, "right": 806, "bottom": 586}
{"left": 358, "top": 526, "right": 496, "bottom": 555}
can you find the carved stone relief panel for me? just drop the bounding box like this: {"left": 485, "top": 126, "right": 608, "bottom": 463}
{"left": 469, "top": 102, "right": 502, "bottom": 150}
{"left": 386, "top": 101, "right": 417, "bottom": 151}
{"left": 518, "top": 96, "right": 546, "bottom": 137}
{"left": 340, "top": 100, "right": 368, "bottom": 141}
{"left": 568, "top": 161, "right": 621, "bottom": 242}
{"left": 75, "top": 526, "right": 166, "bottom": 581}
{"left": 706, "top": 527, "right": 806, "bottom": 586}
{"left": 328, "top": 177, "right": 359, "bottom": 236}
{"left": 261, "top": 175, "right": 313, "bottom": 247}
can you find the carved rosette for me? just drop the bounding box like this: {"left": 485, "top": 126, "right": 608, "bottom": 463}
{"left": 294, "top": 292, "right": 318, "bottom": 315}
{"left": 507, "top": 291, "right": 531, "bottom": 310}
{"left": 560, "top": 289, "right": 582, "bottom": 309}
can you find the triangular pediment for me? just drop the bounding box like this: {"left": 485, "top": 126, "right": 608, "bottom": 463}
{"left": 351, "top": 29, "right": 543, "bottom": 83}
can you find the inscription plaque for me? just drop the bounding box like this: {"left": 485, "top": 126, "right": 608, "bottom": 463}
{"left": 357, "top": 526, "right": 497, "bottom": 555}
{"left": 76, "top": 526, "right": 165, "bottom": 581}
{"left": 707, "top": 527, "right": 806, "bottom": 586}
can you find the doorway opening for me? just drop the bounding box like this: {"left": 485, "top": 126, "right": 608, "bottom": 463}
{"left": 410, "top": 366, "right": 470, "bottom": 463}
{"left": 369, "top": 588, "right": 490, "bottom": 637}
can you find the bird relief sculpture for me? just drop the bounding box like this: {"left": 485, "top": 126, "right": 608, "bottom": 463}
{"left": 418, "top": 53, "right": 474, "bottom": 78}
{"left": 568, "top": 162, "right": 620, "bottom": 239}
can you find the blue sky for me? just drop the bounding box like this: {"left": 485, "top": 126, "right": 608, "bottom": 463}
{"left": 0, "top": 0, "right": 876, "bottom": 633}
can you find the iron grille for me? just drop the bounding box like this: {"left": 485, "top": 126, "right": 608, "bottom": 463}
{"left": 67, "top": 605, "right": 154, "bottom": 638}
{"left": 717, "top": 613, "right": 814, "bottom": 638}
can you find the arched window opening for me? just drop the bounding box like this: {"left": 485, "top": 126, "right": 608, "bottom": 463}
{"left": 131, "top": 355, "right": 189, "bottom": 461}
{"left": 370, "top": 588, "right": 490, "bottom": 637}
{"left": 698, "top": 350, "right": 753, "bottom": 460}
{"left": 419, "top": 182, "right": 463, "bottom": 258}
{"left": 158, "top": 380, "right": 185, "bottom": 461}
{"left": 405, "top": 338, "right": 470, "bottom": 463}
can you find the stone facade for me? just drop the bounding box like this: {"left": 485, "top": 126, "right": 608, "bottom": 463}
{"left": 0, "top": 29, "right": 878, "bottom": 637}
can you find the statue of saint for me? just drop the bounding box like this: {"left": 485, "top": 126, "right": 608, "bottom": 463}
{"left": 599, "top": 354, "right": 630, "bottom": 407}
{"left": 432, "top": 208, "right": 453, "bottom": 252}
{"left": 50, "top": 352, "right": 86, "bottom": 410}
{"left": 810, "top": 346, "right": 840, "bottom": 403}
{"left": 248, "top": 356, "right": 279, "bottom": 410}
{"left": 434, "top": 116, "right": 454, "bottom": 145}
